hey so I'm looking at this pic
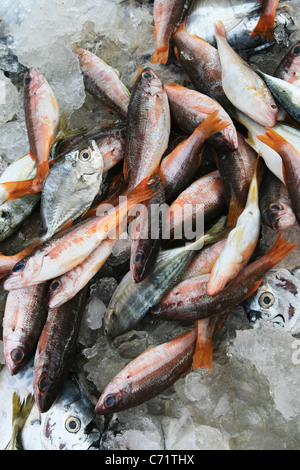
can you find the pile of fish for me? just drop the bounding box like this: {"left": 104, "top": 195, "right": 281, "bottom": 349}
{"left": 0, "top": 0, "right": 300, "bottom": 449}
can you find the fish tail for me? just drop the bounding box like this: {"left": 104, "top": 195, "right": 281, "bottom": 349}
{"left": 203, "top": 216, "right": 229, "bottom": 244}
{"left": 151, "top": 43, "right": 170, "bottom": 65}
{"left": 257, "top": 127, "right": 289, "bottom": 153}
{"left": 227, "top": 195, "right": 244, "bottom": 229}
{"left": 5, "top": 392, "right": 35, "bottom": 450}
{"left": 194, "top": 110, "right": 230, "bottom": 141}
{"left": 0, "top": 178, "right": 40, "bottom": 202}
{"left": 193, "top": 322, "right": 213, "bottom": 371}
{"left": 265, "top": 230, "right": 298, "bottom": 269}
{"left": 126, "top": 176, "right": 160, "bottom": 208}
{"left": 251, "top": 11, "right": 276, "bottom": 41}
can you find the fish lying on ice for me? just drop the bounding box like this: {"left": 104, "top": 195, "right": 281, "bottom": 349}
{"left": 245, "top": 267, "right": 300, "bottom": 335}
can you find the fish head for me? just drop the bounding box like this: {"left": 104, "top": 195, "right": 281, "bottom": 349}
{"left": 95, "top": 377, "right": 132, "bottom": 416}
{"left": 244, "top": 268, "right": 300, "bottom": 335}
{"left": 134, "top": 67, "right": 164, "bottom": 97}
{"left": 3, "top": 253, "right": 44, "bottom": 291}
{"left": 41, "top": 375, "right": 101, "bottom": 450}
{"left": 262, "top": 200, "right": 296, "bottom": 231}
{"left": 4, "top": 333, "right": 31, "bottom": 376}
{"left": 252, "top": 91, "right": 278, "bottom": 128}
{"left": 24, "top": 68, "right": 47, "bottom": 94}
{"left": 66, "top": 139, "right": 104, "bottom": 175}
{"left": 48, "top": 276, "right": 76, "bottom": 309}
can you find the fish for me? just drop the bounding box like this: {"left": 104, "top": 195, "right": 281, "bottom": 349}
{"left": 51, "top": 120, "right": 126, "bottom": 173}
{"left": 215, "top": 131, "right": 258, "bottom": 207}
{"left": 244, "top": 267, "right": 300, "bottom": 336}
{"left": 129, "top": 172, "right": 165, "bottom": 283}
{"left": 166, "top": 171, "right": 227, "bottom": 240}
{"left": 185, "top": 0, "right": 284, "bottom": 52}
{"left": 172, "top": 26, "right": 227, "bottom": 105}
{"left": 48, "top": 225, "right": 126, "bottom": 309}
{"left": 260, "top": 168, "right": 296, "bottom": 231}
{"left": 3, "top": 177, "right": 157, "bottom": 290}
{"left": 33, "top": 288, "right": 87, "bottom": 413}
{"left": 3, "top": 283, "right": 49, "bottom": 375}
{"left": 207, "top": 158, "right": 263, "bottom": 296}
{"left": 257, "top": 127, "right": 300, "bottom": 226}
{"left": 0, "top": 194, "right": 40, "bottom": 243}
{"left": 0, "top": 361, "right": 100, "bottom": 450}
{"left": 193, "top": 315, "right": 225, "bottom": 371}
{"left": 275, "top": 41, "right": 300, "bottom": 88}
{"left": 164, "top": 83, "right": 238, "bottom": 153}
{"left": 95, "top": 329, "right": 197, "bottom": 415}
{"left": 4, "top": 392, "right": 35, "bottom": 450}
{"left": 75, "top": 48, "right": 130, "bottom": 117}
{"left": 104, "top": 217, "right": 228, "bottom": 338}
{"left": 40, "top": 139, "right": 104, "bottom": 242}
{"left": 124, "top": 67, "right": 171, "bottom": 282}
{"left": 151, "top": 0, "right": 193, "bottom": 65}
{"left": 215, "top": 21, "right": 278, "bottom": 127}
{"left": 150, "top": 231, "right": 297, "bottom": 322}
{"left": 24, "top": 68, "right": 60, "bottom": 188}
{"left": 234, "top": 111, "right": 300, "bottom": 184}
{"left": 124, "top": 67, "right": 170, "bottom": 191}
{"left": 251, "top": 0, "right": 280, "bottom": 41}
{"left": 254, "top": 68, "right": 300, "bottom": 126}
{"left": 160, "top": 110, "right": 231, "bottom": 203}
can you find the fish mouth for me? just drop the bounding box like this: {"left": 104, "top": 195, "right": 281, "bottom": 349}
{"left": 246, "top": 309, "right": 263, "bottom": 323}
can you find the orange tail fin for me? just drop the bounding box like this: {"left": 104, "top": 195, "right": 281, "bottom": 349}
{"left": 265, "top": 230, "right": 298, "bottom": 268}
{"left": 127, "top": 175, "right": 160, "bottom": 207}
{"left": 192, "top": 320, "right": 213, "bottom": 371}
{"left": 151, "top": 43, "right": 169, "bottom": 65}
{"left": 194, "top": 110, "right": 230, "bottom": 141}
{"left": 0, "top": 178, "right": 41, "bottom": 202}
{"left": 251, "top": 11, "right": 276, "bottom": 41}
{"left": 257, "top": 127, "right": 291, "bottom": 153}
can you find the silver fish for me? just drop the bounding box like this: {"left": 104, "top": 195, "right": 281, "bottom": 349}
{"left": 185, "top": 0, "right": 295, "bottom": 52}
{"left": 245, "top": 267, "right": 300, "bottom": 335}
{"left": 0, "top": 194, "right": 40, "bottom": 242}
{"left": 40, "top": 139, "right": 104, "bottom": 242}
{"left": 0, "top": 359, "right": 101, "bottom": 450}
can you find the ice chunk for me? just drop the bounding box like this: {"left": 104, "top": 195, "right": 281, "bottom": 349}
{"left": 230, "top": 322, "right": 300, "bottom": 420}
{"left": 0, "top": 120, "right": 29, "bottom": 165}
{"left": 0, "top": 71, "right": 21, "bottom": 124}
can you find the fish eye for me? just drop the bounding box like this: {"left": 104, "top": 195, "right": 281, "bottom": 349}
{"left": 271, "top": 104, "right": 278, "bottom": 110}
{"left": 1, "top": 210, "right": 9, "bottom": 219}
{"left": 104, "top": 394, "right": 116, "bottom": 409}
{"left": 142, "top": 71, "right": 153, "bottom": 79}
{"left": 134, "top": 252, "right": 144, "bottom": 263}
{"left": 152, "top": 304, "right": 161, "bottom": 314}
{"left": 12, "top": 260, "right": 26, "bottom": 272}
{"left": 259, "top": 292, "right": 275, "bottom": 309}
{"left": 293, "top": 46, "right": 300, "bottom": 55}
{"left": 38, "top": 373, "right": 49, "bottom": 393}
{"left": 11, "top": 347, "right": 25, "bottom": 364}
{"left": 50, "top": 279, "right": 62, "bottom": 291}
{"left": 65, "top": 416, "right": 81, "bottom": 433}
{"left": 79, "top": 148, "right": 92, "bottom": 161}
{"left": 25, "top": 76, "right": 31, "bottom": 85}
{"left": 270, "top": 203, "right": 283, "bottom": 212}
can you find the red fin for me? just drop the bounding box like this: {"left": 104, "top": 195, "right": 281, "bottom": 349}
{"left": 264, "top": 230, "right": 298, "bottom": 267}
{"left": 193, "top": 321, "right": 213, "bottom": 371}
{"left": 151, "top": 43, "right": 169, "bottom": 65}
{"left": 1, "top": 178, "right": 41, "bottom": 201}
{"left": 251, "top": 12, "right": 276, "bottom": 41}
{"left": 227, "top": 195, "right": 244, "bottom": 229}
{"left": 257, "top": 127, "right": 290, "bottom": 153}
{"left": 244, "top": 278, "right": 264, "bottom": 299}
{"left": 194, "top": 110, "right": 230, "bottom": 141}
